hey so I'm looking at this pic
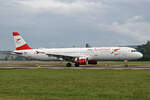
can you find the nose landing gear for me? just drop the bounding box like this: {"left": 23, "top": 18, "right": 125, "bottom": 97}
{"left": 124, "top": 60, "right": 128, "bottom": 67}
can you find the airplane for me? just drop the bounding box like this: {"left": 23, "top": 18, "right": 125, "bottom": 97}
{"left": 12, "top": 32, "right": 143, "bottom": 67}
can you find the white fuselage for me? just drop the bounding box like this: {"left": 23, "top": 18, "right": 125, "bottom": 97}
{"left": 13, "top": 47, "right": 143, "bottom": 61}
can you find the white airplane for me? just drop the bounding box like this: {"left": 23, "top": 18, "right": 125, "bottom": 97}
{"left": 12, "top": 32, "right": 143, "bottom": 67}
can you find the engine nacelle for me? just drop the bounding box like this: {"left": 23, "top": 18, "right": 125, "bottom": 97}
{"left": 88, "top": 60, "right": 97, "bottom": 64}
{"left": 75, "top": 57, "right": 97, "bottom": 65}
{"left": 75, "top": 58, "right": 88, "bottom": 65}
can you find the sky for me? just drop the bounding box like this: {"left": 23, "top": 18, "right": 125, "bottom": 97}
{"left": 0, "top": 0, "right": 150, "bottom": 50}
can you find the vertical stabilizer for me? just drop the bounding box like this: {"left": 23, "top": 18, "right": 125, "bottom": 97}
{"left": 13, "top": 32, "right": 32, "bottom": 50}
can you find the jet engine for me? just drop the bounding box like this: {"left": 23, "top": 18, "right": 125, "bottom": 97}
{"left": 75, "top": 57, "right": 88, "bottom": 65}
{"left": 88, "top": 60, "right": 97, "bottom": 64}
{"left": 75, "top": 57, "right": 97, "bottom": 65}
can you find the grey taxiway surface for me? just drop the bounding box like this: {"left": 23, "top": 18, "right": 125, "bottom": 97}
{"left": 0, "top": 66, "right": 150, "bottom": 69}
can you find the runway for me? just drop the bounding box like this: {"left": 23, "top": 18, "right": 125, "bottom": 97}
{"left": 0, "top": 66, "right": 150, "bottom": 69}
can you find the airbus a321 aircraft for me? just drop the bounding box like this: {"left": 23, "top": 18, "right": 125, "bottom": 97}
{"left": 12, "top": 32, "right": 143, "bottom": 67}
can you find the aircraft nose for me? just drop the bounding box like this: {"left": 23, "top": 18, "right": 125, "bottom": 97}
{"left": 137, "top": 52, "right": 143, "bottom": 59}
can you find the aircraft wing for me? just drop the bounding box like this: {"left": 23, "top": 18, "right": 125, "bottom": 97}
{"left": 11, "top": 51, "right": 23, "bottom": 55}
{"left": 46, "top": 53, "right": 78, "bottom": 62}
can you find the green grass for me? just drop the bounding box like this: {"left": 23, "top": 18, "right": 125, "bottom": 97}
{"left": 0, "top": 61, "right": 65, "bottom": 67}
{"left": 0, "top": 69, "right": 150, "bottom": 100}
{"left": 1, "top": 61, "right": 150, "bottom": 67}
{"left": 98, "top": 61, "right": 150, "bottom": 66}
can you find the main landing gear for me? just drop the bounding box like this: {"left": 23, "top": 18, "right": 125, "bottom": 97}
{"left": 66, "top": 62, "right": 80, "bottom": 67}
{"left": 66, "top": 63, "right": 72, "bottom": 67}
{"left": 74, "top": 62, "right": 80, "bottom": 67}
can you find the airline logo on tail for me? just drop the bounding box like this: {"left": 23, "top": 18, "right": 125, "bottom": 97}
{"left": 13, "top": 32, "right": 32, "bottom": 50}
{"left": 16, "top": 38, "right": 21, "bottom": 42}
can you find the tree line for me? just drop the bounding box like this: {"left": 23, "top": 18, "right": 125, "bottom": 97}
{"left": 136, "top": 41, "right": 150, "bottom": 61}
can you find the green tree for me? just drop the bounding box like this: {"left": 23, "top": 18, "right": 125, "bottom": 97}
{"left": 136, "top": 41, "right": 150, "bottom": 60}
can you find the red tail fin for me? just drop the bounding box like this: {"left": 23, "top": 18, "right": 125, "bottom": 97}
{"left": 13, "top": 32, "right": 32, "bottom": 50}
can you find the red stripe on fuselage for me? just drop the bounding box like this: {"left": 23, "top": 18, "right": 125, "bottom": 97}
{"left": 13, "top": 32, "right": 20, "bottom": 36}
{"left": 16, "top": 44, "right": 32, "bottom": 50}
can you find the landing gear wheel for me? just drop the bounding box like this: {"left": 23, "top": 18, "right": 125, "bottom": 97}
{"left": 124, "top": 60, "right": 128, "bottom": 67}
{"left": 75, "top": 62, "right": 80, "bottom": 67}
{"left": 66, "top": 63, "right": 72, "bottom": 67}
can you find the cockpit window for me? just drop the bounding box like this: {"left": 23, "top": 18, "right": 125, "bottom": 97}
{"left": 131, "top": 50, "right": 137, "bottom": 52}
